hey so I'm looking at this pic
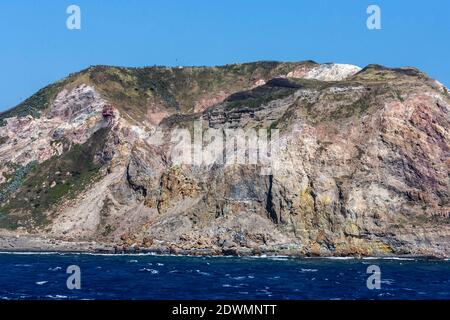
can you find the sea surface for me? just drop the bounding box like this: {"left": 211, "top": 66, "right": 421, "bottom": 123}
{"left": 0, "top": 253, "right": 448, "bottom": 300}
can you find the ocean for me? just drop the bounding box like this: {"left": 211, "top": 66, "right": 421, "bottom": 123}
{"left": 0, "top": 253, "right": 448, "bottom": 300}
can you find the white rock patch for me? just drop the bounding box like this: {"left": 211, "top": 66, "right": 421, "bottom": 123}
{"left": 301, "top": 63, "right": 361, "bottom": 81}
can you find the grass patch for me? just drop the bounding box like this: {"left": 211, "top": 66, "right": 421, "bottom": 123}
{"left": 225, "top": 78, "right": 306, "bottom": 110}
{"left": 0, "top": 127, "right": 109, "bottom": 230}
{"left": 0, "top": 161, "right": 38, "bottom": 203}
{"left": 85, "top": 62, "right": 316, "bottom": 119}
{"left": 1, "top": 61, "right": 317, "bottom": 127}
{"left": 0, "top": 80, "right": 68, "bottom": 126}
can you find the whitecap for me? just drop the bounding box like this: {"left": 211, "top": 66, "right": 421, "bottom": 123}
{"left": 222, "top": 283, "right": 245, "bottom": 289}
{"left": 46, "top": 295, "right": 68, "bottom": 299}
{"left": 196, "top": 270, "right": 210, "bottom": 276}
{"left": 377, "top": 292, "right": 394, "bottom": 297}
{"left": 139, "top": 268, "right": 159, "bottom": 274}
{"left": 48, "top": 267, "right": 62, "bottom": 271}
{"left": 257, "top": 289, "right": 272, "bottom": 295}
{"left": 268, "top": 257, "right": 289, "bottom": 261}
{"left": 36, "top": 281, "right": 48, "bottom": 285}
{"left": 381, "top": 279, "right": 395, "bottom": 285}
{"left": 222, "top": 284, "right": 242, "bottom": 288}
{"left": 300, "top": 268, "right": 318, "bottom": 272}
{"left": 363, "top": 256, "right": 416, "bottom": 261}
{"left": 0, "top": 252, "right": 61, "bottom": 255}
{"left": 244, "top": 255, "right": 289, "bottom": 260}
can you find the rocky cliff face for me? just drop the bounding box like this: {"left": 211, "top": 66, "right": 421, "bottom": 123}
{"left": 0, "top": 61, "right": 449, "bottom": 257}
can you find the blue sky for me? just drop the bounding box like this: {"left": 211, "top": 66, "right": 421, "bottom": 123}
{"left": 0, "top": 0, "right": 449, "bottom": 112}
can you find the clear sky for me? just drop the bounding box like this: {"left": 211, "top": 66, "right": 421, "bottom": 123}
{"left": 1, "top": 0, "right": 449, "bottom": 112}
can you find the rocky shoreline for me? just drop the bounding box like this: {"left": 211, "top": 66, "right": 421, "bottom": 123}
{"left": 0, "top": 234, "right": 447, "bottom": 259}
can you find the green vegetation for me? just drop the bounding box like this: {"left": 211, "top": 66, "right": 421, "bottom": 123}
{"left": 269, "top": 103, "right": 298, "bottom": 132}
{"left": 102, "top": 224, "right": 116, "bottom": 237}
{"left": 81, "top": 61, "right": 315, "bottom": 122}
{"left": 390, "top": 88, "right": 405, "bottom": 102}
{"left": 0, "top": 127, "right": 109, "bottom": 230}
{"left": 0, "top": 136, "right": 7, "bottom": 145}
{"left": 0, "top": 80, "right": 68, "bottom": 126}
{"left": 294, "top": 81, "right": 388, "bottom": 124}
{"left": 332, "top": 96, "right": 371, "bottom": 119}
{"left": 0, "top": 161, "right": 38, "bottom": 202}
{"left": 1, "top": 60, "right": 433, "bottom": 130}
{"left": 228, "top": 90, "right": 295, "bottom": 110}
{"left": 352, "top": 64, "right": 427, "bottom": 83}
{"left": 226, "top": 78, "right": 322, "bottom": 110}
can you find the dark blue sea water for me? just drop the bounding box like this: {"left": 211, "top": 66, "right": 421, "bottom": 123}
{"left": 0, "top": 253, "right": 448, "bottom": 300}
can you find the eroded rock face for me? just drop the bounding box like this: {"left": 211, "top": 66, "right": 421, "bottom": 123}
{"left": 0, "top": 62, "right": 449, "bottom": 257}
{"left": 0, "top": 85, "right": 110, "bottom": 184}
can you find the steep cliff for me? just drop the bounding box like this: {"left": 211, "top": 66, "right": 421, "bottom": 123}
{"left": 0, "top": 61, "right": 448, "bottom": 257}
